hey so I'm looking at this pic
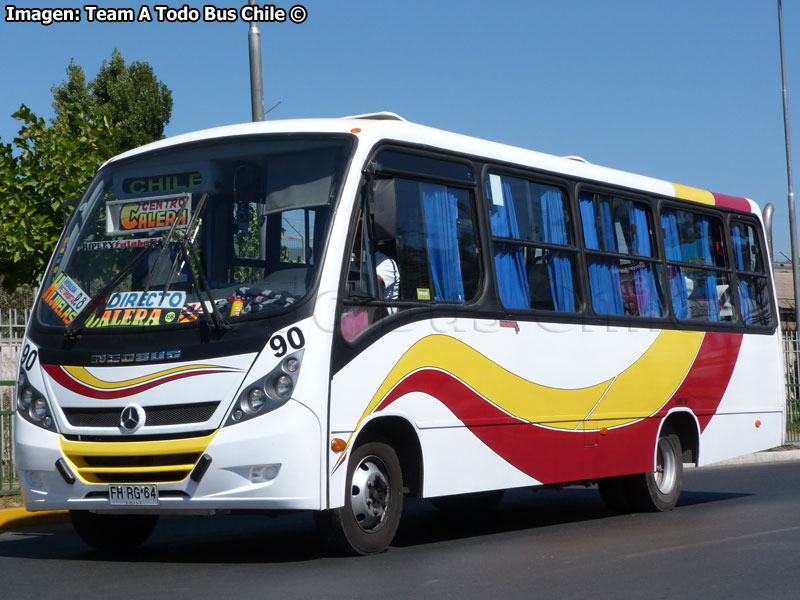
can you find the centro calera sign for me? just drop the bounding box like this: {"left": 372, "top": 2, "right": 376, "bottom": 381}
{"left": 106, "top": 192, "right": 191, "bottom": 234}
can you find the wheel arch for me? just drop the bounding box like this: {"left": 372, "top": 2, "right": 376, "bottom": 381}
{"left": 352, "top": 415, "right": 423, "bottom": 497}
{"left": 660, "top": 409, "right": 700, "bottom": 465}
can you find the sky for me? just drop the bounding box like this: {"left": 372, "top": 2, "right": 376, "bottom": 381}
{"left": 2, "top": 0, "right": 800, "bottom": 258}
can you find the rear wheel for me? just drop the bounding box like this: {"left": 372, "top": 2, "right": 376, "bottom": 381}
{"left": 316, "top": 442, "right": 404, "bottom": 555}
{"left": 70, "top": 511, "right": 158, "bottom": 551}
{"left": 626, "top": 432, "right": 683, "bottom": 512}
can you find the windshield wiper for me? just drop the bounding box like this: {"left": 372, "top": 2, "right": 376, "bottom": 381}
{"left": 64, "top": 239, "right": 162, "bottom": 340}
{"left": 142, "top": 193, "right": 198, "bottom": 294}
{"left": 160, "top": 194, "right": 229, "bottom": 333}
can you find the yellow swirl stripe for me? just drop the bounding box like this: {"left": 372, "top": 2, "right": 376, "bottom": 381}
{"left": 62, "top": 364, "right": 235, "bottom": 390}
{"left": 354, "top": 329, "right": 704, "bottom": 433}
{"left": 582, "top": 329, "right": 703, "bottom": 429}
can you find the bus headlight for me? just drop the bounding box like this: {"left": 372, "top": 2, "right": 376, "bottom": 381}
{"left": 227, "top": 349, "right": 303, "bottom": 425}
{"left": 18, "top": 387, "right": 34, "bottom": 411}
{"left": 272, "top": 374, "right": 293, "bottom": 400}
{"left": 247, "top": 388, "right": 267, "bottom": 412}
{"left": 30, "top": 398, "right": 48, "bottom": 421}
{"left": 16, "top": 372, "right": 57, "bottom": 432}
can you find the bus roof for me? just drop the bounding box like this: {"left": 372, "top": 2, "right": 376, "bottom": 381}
{"left": 103, "top": 113, "right": 756, "bottom": 214}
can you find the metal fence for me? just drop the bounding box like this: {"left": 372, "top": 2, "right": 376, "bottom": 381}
{"left": 1, "top": 308, "right": 27, "bottom": 495}
{"left": 783, "top": 328, "right": 800, "bottom": 443}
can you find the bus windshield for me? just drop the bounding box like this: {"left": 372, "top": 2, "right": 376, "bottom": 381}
{"left": 36, "top": 135, "right": 352, "bottom": 330}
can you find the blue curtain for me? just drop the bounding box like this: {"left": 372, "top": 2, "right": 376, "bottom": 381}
{"left": 599, "top": 200, "right": 616, "bottom": 252}
{"left": 698, "top": 219, "right": 720, "bottom": 321}
{"left": 490, "top": 180, "right": 530, "bottom": 308}
{"left": 581, "top": 194, "right": 624, "bottom": 315}
{"left": 540, "top": 190, "right": 574, "bottom": 312}
{"left": 732, "top": 225, "right": 753, "bottom": 324}
{"left": 422, "top": 183, "right": 465, "bottom": 302}
{"left": 580, "top": 197, "right": 599, "bottom": 250}
{"left": 630, "top": 206, "right": 662, "bottom": 317}
{"left": 661, "top": 211, "right": 689, "bottom": 319}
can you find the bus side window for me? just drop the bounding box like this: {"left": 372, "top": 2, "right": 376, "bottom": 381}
{"left": 488, "top": 173, "right": 578, "bottom": 312}
{"left": 661, "top": 208, "right": 732, "bottom": 323}
{"left": 394, "top": 179, "right": 479, "bottom": 304}
{"left": 731, "top": 220, "right": 772, "bottom": 326}
{"left": 579, "top": 192, "right": 663, "bottom": 319}
{"left": 339, "top": 176, "right": 481, "bottom": 342}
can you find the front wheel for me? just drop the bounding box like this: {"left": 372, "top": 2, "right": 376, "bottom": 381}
{"left": 626, "top": 432, "right": 683, "bottom": 512}
{"left": 315, "top": 442, "right": 404, "bottom": 556}
{"left": 70, "top": 511, "right": 159, "bottom": 551}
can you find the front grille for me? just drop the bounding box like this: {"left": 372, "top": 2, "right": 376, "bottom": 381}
{"left": 60, "top": 431, "right": 217, "bottom": 484}
{"left": 63, "top": 402, "right": 219, "bottom": 428}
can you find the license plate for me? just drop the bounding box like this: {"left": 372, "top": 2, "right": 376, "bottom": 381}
{"left": 108, "top": 484, "right": 159, "bottom": 506}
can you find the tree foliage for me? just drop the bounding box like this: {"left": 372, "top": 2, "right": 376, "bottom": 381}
{"left": 0, "top": 50, "right": 172, "bottom": 292}
{"left": 53, "top": 49, "right": 173, "bottom": 150}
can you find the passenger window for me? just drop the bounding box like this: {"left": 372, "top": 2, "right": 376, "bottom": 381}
{"left": 579, "top": 192, "right": 663, "bottom": 318}
{"left": 487, "top": 173, "right": 578, "bottom": 312}
{"left": 340, "top": 172, "right": 480, "bottom": 341}
{"left": 661, "top": 208, "right": 732, "bottom": 323}
{"left": 731, "top": 220, "right": 771, "bottom": 326}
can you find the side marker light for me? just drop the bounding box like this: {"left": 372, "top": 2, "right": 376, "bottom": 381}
{"left": 331, "top": 438, "right": 347, "bottom": 453}
{"left": 755, "top": 420, "right": 762, "bottom": 428}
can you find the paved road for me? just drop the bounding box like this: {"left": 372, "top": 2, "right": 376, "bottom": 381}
{"left": 2, "top": 461, "right": 799, "bottom": 600}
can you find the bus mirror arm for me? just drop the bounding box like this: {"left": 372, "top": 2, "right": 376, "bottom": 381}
{"left": 62, "top": 197, "right": 80, "bottom": 229}
{"left": 362, "top": 161, "right": 397, "bottom": 240}
{"left": 371, "top": 179, "right": 397, "bottom": 240}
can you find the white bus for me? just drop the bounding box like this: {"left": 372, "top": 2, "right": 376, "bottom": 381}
{"left": 15, "top": 113, "right": 783, "bottom": 555}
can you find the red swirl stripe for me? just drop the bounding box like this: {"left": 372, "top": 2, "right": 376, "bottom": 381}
{"left": 43, "top": 364, "right": 233, "bottom": 400}
{"left": 360, "top": 332, "right": 742, "bottom": 483}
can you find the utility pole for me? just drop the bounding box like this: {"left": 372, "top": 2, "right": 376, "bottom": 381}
{"left": 248, "top": 0, "right": 264, "bottom": 122}
{"left": 779, "top": 0, "right": 800, "bottom": 329}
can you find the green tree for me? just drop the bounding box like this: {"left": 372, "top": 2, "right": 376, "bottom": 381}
{"left": 0, "top": 51, "right": 172, "bottom": 292}
{"left": 52, "top": 49, "right": 173, "bottom": 150}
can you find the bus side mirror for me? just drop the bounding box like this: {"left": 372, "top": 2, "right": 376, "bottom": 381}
{"left": 62, "top": 197, "right": 80, "bottom": 228}
{"left": 371, "top": 179, "right": 397, "bottom": 240}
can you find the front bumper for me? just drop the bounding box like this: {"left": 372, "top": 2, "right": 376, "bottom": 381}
{"left": 15, "top": 400, "right": 322, "bottom": 512}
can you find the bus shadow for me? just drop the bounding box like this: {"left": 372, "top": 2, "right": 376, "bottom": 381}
{"left": 0, "top": 487, "right": 751, "bottom": 563}
{"left": 391, "top": 486, "right": 752, "bottom": 548}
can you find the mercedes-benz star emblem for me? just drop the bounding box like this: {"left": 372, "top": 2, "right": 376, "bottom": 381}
{"left": 120, "top": 405, "right": 145, "bottom": 432}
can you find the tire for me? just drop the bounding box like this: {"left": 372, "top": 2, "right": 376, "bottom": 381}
{"left": 315, "top": 442, "right": 404, "bottom": 556}
{"left": 429, "top": 490, "right": 504, "bottom": 512}
{"left": 625, "top": 432, "right": 683, "bottom": 512}
{"left": 70, "top": 511, "right": 158, "bottom": 551}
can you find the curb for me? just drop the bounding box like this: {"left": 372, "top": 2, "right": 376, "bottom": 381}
{"left": 0, "top": 508, "right": 69, "bottom": 531}
{"left": 714, "top": 448, "right": 800, "bottom": 466}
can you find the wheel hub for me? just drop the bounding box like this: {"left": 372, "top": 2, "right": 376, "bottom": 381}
{"left": 350, "top": 456, "right": 390, "bottom": 532}
{"left": 654, "top": 436, "right": 677, "bottom": 494}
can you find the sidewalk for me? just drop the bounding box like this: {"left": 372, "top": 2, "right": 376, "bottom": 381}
{"left": 2, "top": 447, "right": 799, "bottom": 531}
